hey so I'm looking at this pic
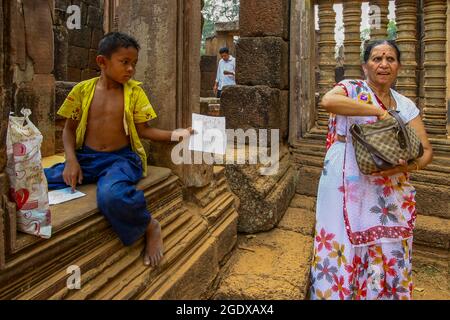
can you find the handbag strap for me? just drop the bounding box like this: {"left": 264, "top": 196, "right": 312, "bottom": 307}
{"left": 387, "top": 110, "right": 412, "bottom": 158}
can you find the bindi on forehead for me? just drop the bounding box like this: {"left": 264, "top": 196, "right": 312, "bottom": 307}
{"left": 371, "top": 49, "right": 395, "bottom": 58}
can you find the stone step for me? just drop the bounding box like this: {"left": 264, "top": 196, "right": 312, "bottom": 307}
{"left": 0, "top": 166, "right": 177, "bottom": 298}
{"left": 411, "top": 243, "right": 450, "bottom": 300}
{"left": 291, "top": 149, "right": 449, "bottom": 220}
{"left": 291, "top": 141, "right": 450, "bottom": 177}
{"left": 214, "top": 199, "right": 315, "bottom": 300}
{"left": 289, "top": 194, "right": 316, "bottom": 212}
{"left": 225, "top": 150, "right": 297, "bottom": 233}
{"left": 290, "top": 194, "right": 450, "bottom": 251}
{"left": 277, "top": 207, "right": 315, "bottom": 237}
{"left": 284, "top": 194, "right": 450, "bottom": 300}
{"left": 414, "top": 214, "right": 450, "bottom": 251}
{"left": 213, "top": 230, "right": 313, "bottom": 300}
{"left": 66, "top": 212, "right": 207, "bottom": 300}
{"left": 0, "top": 162, "right": 239, "bottom": 299}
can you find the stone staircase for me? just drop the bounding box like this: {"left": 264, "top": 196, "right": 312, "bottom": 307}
{"left": 290, "top": 138, "right": 450, "bottom": 299}
{"left": 0, "top": 165, "right": 239, "bottom": 299}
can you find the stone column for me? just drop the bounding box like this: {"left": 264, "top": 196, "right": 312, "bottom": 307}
{"left": 343, "top": 1, "right": 363, "bottom": 79}
{"left": 369, "top": 0, "right": 389, "bottom": 40}
{"left": 0, "top": 0, "right": 7, "bottom": 173}
{"left": 200, "top": 55, "right": 218, "bottom": 97}
{"left": 396, "top": 0, "right": 419, "bottom": 101}
{"left": 290, "top": 0, "right": 316, "bottom": 141}
{"left": 422, "top": 0, "right": 448, "bottom": 138}
{"left": 220, "top": 0, "right": 296, "bottom": 233}
{"left": 317, "top": 1, "right": 337, "bottom": 128}
{"left": 447, "top": 0, "right": 450, "bottom": 137}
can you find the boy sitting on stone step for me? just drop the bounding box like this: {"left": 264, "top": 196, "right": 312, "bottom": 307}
{"left": 45, "top": 32, "right": 193, "bottom": 267}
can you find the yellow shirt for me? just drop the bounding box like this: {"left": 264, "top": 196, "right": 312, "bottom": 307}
{"left": 57, "top": 77, "right": 157, "bottom": 177}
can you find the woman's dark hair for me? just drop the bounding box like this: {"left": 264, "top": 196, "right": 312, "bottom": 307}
{"left": 219, "top": 47, "right": 229, "bottom": 54}
{"left": 98, "top": 32, "right": 140, "bottom": 58}
{"left": 363, "top": 40, "right": 401, "bottom": 64}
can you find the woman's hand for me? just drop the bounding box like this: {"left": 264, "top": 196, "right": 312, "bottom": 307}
{"left": 371, "top": 159, "right": 410, "bottom": 177}
{"left": 377, "top": 109, "right": 391, "bottom": 121}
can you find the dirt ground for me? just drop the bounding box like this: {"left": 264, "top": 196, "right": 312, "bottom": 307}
{"left": 413, "top": 262, "right": 450, "bottom": 300}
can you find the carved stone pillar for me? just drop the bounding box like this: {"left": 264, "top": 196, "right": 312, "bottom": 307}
{"left": 396, "top": 0, "right": 418, "bottom": 101}
{"left": 343, "top": 1, "right": 363, "bottom": 79}
{"left": 317, "top": 0, "right": 336, "bottom": 128}
{"left": 369, "top": 0, "right": 389, "bottom": 40}
{"left": 422, "top": 0, "right": 448, "bottom": 138}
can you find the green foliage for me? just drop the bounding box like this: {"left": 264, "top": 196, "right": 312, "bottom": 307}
{"left": 203, "top": 19, "right": 215, "bottom": 40}
{"left": 387, "top": 20, "right": 397, "bottom": 40}
{"left": 361, "top": 27, "right": 371, "bottom": 41}
{"left": 202, "top": 0, "right": 240, "bottom": 22}
{"left": 201, "top": 0, "right": 240, "bottom": 53}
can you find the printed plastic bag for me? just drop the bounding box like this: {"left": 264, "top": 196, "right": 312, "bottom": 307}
{"left": 6, "top": 108, "right": 51, "bottom": 238}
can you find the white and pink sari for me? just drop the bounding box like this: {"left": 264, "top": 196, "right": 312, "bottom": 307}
{"left": 310, "top": 80, "right": 420, "bottom": 300}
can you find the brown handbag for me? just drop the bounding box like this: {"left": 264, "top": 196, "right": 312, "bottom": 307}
{"left": 349, "top": 110, "right": 424, "bottom": 175}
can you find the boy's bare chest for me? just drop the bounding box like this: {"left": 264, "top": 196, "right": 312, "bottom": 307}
{"left": 88, "top": 89, "right": 125, "bottom": 121}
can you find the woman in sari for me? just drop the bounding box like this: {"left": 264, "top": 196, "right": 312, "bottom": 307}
{"left": 309, "top": 40, "right": 433, "bottom": 300}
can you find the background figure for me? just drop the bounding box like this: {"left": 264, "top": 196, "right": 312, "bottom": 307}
{"left": 213, "top": 47, "right": 236, "bottom": 98}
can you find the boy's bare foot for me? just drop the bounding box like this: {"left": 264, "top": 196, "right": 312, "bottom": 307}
{"left": 143, "top": 218, "right": 164, "bottom": 267}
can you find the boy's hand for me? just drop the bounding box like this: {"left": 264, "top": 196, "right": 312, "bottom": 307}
{"left": 183, "top": 127, "right": 196, "bottom": 139}
{"left": 186, "top": 127, "right": 196, "bottom": 135}
{"left": 63, "top": 159, "right": 83, "bottom": 191}
{"left": 171, "top": 127, "right": 196, "bottom": 141}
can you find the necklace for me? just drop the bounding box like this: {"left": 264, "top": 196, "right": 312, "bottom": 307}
{"left": 367, "top": 82, "right": 394, "bottom": 111}
{"left": 386, "top": 92, "right": 393, "bottom": 111}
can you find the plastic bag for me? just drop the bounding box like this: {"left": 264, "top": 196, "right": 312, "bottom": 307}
{"left": 6, "top": 108, "right": 52, "bottom": 238}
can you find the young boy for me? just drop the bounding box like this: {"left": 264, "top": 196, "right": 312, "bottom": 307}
{"left": 45, "top": 32, "right": 192, "bottom": 267}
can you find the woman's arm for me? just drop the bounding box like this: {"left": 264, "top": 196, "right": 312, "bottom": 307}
{"left": 408, "top": 115, "right": 433, "bottom": 170}
{"left": 321, "top": 86, "right": 386, "bottom": 118}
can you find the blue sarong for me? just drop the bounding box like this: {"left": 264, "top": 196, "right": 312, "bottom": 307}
{"left": 45, "top": 145, "right": 151, "bottom": 246}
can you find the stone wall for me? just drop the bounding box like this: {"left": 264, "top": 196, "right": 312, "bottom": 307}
{"left": 54, "top": 0, "right": 105, "bottom": 82}
{"left": 116, "top": 0, "right": 211, "bottom": 188}
{"left": 115, "top": 0, "right": 178, "bottom": 131}
{"left": 200, "top": 55, "right": 217, "bottom": 97}
{"left": 0, "top": 0, "right": 8, "bottom": 173}
{"left": 7, "top": 0, "right": 56, "bottom": 157}
{"left": 0, "top": 1, "right": 105, "bottom": 159}
{"left": 220, "top": 0, "right": 295, "bottom": 233}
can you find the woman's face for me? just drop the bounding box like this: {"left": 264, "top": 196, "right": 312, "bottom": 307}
{"left": 363, "top": 44, "right": 400, "bottom": 87}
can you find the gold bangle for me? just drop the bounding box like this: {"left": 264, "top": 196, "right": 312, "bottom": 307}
{"left": 412, "top": 160, "right": 420, "bottom": 171}
{"left": 379, "top": 110, "right": 388, "bottom": 120}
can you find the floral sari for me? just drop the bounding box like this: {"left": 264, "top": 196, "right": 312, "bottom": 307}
{"left": 310, "top": 80, "right": 418, "bottom": 300}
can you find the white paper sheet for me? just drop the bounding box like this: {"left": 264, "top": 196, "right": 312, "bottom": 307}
{"left": 189, "top": 113, "right": 227, "bottom": 155}
{"left": 48, "top": 187, "right": 86, "bottom": 205}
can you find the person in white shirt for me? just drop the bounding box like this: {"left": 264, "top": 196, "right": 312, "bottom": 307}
{"left": 213, "top": 47, "right": 236, "bottom": 98}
